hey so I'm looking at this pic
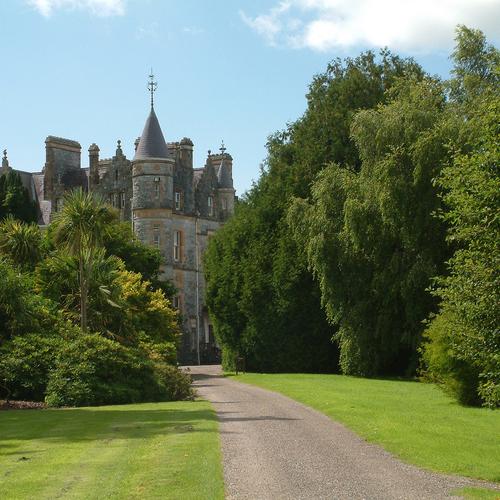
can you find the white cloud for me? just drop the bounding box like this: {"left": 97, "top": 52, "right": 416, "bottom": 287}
{"left": 27, "top": 0, "right": 125, "bottom": 17}
{"left": 240, "top": 1, "right": 293, "bottom": 46}
{"left": 241, "top": 0, "right": 500, "bottom": 53}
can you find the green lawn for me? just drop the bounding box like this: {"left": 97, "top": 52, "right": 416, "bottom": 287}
{"left": 453, "top": 487, "right": 500, "bottom": 499}
{"left": 0, "top": 401, "right": 224, "bottom": 500}
{"left": 231, "top": 373, "right": 500, "bottom": 482}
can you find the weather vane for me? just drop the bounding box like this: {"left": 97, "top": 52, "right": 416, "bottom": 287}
{"left": 148, "top": 69, "right": 157, "bottom": 108}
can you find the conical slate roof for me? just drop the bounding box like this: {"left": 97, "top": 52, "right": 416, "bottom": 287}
{"left": 217, "top": 158, "right": 232, "bottom": 188}
{"left": 134, "top": 107, "right": 169, "bottom": 160}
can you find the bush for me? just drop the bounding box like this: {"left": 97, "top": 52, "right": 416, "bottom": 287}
{"left": 45, "top": 333, "right": 192, "bottom": 407}
{"left": 420, "top": 309, "right": 481, "bottom": 406}
{"left": 156, "top": 364, "right": 194, "bottom": 401}
{"left": 0, "top": 333, "right": 64, "bottom": 401}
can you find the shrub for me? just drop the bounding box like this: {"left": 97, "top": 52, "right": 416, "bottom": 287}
{"left": 156, "top": 364, "right": 194, "bottom": 401}
{"left": 45, "top": 333, "right": 192, "bottom": 407}
{"left": 0, "top": 333, "right": 64, "bottom": 401}
{"left": 421, "top": 309, "right": 481, "bottom": 406}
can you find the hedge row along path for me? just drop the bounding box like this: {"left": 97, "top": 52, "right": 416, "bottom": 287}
{"left": 189, "top": 365, "right": 498, "bottom": 500}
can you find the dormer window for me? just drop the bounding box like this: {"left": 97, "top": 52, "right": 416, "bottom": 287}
{"left": 208, "top": 195, "right": 214, "bottom": 216}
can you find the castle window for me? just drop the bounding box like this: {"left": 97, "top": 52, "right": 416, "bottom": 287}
{"left": 113, "top": 193, "right": 118, "bottom": 208}
{"left": 173, "top": 230, "right": 182, "bottom": 262}
{"left": 175, "top": 190, "right": 183, "bottom": 211}
{"left": 172, "top": 296, "right": 179, "bottom": 309}
{"left": 120, "top": 192, "right": 125, "bottom": 209}
{"left": 208, "top": 195, "right": 214, "bottom": 216}
{"left": 222, "top": 198, "right": 227, "bottom": 211}
{"left": 153, "top": 224, "right": 160, "bottom": 248}
{"left": 115, "top": 170, "right": 119, "bottom": 181}
{"left": 154, "top": 177, "right": 160, "bottom": 198}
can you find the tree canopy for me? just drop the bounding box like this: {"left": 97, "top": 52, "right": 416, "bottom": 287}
{"left": 205, "top": 26, "right": 499, "bottom": 407}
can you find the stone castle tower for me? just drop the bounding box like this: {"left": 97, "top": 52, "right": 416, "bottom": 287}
{"left": 2, "top": 82, "right": 236, "bottom": 364}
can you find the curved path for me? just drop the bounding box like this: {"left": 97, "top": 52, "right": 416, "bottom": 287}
{"left": 188, "top": 365, "right": 498, "bottom": 500}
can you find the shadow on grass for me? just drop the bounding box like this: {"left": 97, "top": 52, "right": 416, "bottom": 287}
{"left": 0, "top": 405, "right": 218, "bottom": 446}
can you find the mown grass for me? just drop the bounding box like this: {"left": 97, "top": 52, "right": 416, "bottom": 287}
{"left": 0, "top": 401, "right": 224, "bottom": 500}
{"left": 453, "top": 487, "right": 500, "bottom": 499}
{"left": 231, "top": 372, "right": 500, "bottom": 482}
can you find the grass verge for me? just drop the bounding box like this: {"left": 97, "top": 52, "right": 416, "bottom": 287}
{"left": 231, "top": 372, "right": 499, "bottom": 482}
{"left": 0, "top": 400, "right": 224, "bottom": 500}
{"left": 453, "top": 487, "right": 500, "bottom": 499}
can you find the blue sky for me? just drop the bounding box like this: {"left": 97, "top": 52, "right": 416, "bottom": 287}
{"left": 1, "top": 0, "right": 499, "bottom": 195}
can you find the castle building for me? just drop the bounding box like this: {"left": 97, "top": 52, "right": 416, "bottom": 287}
{"left": 1, "top": 78, "right": 236, "bottom": 364}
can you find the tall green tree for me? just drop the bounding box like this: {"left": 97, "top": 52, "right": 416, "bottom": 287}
{"left": 205, "top": 50, "right": 423, "bottom": 372}
{"left": 51, "top": 189, "right": 115, "bottom": 332}
{"left": 0, "top": 171, "right": 37, "bottom": 223}
{"left": 289, "top": 76, "right": 452, "bottom": 376}
{"left": 422, "top": 27, "right": 500, "bottom": 407}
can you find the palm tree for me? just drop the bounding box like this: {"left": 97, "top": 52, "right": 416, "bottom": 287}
{"left": 51, "top": 189, "right": 115, "bottom": 332}
{"left": 0, "top": 216, "right": 44, "bottom": 270}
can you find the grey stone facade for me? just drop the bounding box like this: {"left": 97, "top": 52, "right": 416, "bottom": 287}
{"left": 2, "top": 104, "right": 236, "bottom": 364}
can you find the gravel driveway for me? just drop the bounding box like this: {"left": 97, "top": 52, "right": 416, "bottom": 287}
{"left": 187, "top": 365, "right": 498, "bottom": 500}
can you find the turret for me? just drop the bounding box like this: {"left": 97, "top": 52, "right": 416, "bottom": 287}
{"left": 215, "top": 142, "right": 235, "bottom": 218}
{"left": 132, "top": 89, "right": 174, "bottom": 259}
{"left": 88, "top": 143, "right": 100, "bottom": 189}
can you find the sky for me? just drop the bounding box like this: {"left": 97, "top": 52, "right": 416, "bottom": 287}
{"left": 1, "top": 0, "right": 499, "bottom": 195}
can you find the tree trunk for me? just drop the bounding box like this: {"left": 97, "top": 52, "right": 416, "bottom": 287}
{"left": 79, "top": 253, "right": 87, "bottom": 332}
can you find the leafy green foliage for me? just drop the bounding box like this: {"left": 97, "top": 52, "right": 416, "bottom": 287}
{"left": 0, "top": 257, "right": 57, "bottom": 343}
{"left": 422, "top": 84, "right": 500, "bottom": 407}
{"left": 0, "top": 216, "right": 45, "bottom": 270}
{"left": 289, "top": 77, "right": 451, "bottom": 376}
{"left": 0, "top": 333, "right": 64, "bottom": 401}
{"left": 0, "top": 189, "right": 184, "bottom": 407}
{"left": 205, "top": 50, "right": 422, "bottom": 372}
{"left": 45, "top": 333, "right": 192, "bottom": 407}
{"left": 103, "top": 221, "right": 161, "bottom": 281}
{"left": 0, "top": 171, "right": 37, "bottom": 223}
{"left": 449, "top": 25, "right": 500, "bottom": 104}
{"left": 102, "top": 221, "right": 176, "bottom": 298}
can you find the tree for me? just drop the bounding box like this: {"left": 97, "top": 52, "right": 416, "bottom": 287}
{"left": 0, "top": 216, "right": 44, "bottom": 270}
{"left": 51, "top": 189, "right": 115, "bottom": 332}
{"left": 205, "top": 50, "right": 423, "bottom": 372}
{"left": 421, "top": 27, "right": 500, "bottom": 407}
{"left": 288, "top": 75, "right": 453, "bottom": 376}
{"left": 449, "top": 25, "right": 500, "bottom": 104}
{"left": 102, "top": 221, "right": 162, "bottom": 281}
{"left": 0, "top": 171, "right": 37, "bottom": 223}
{"left": 101, "top": 220, "right": 176, "bottom": 298}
